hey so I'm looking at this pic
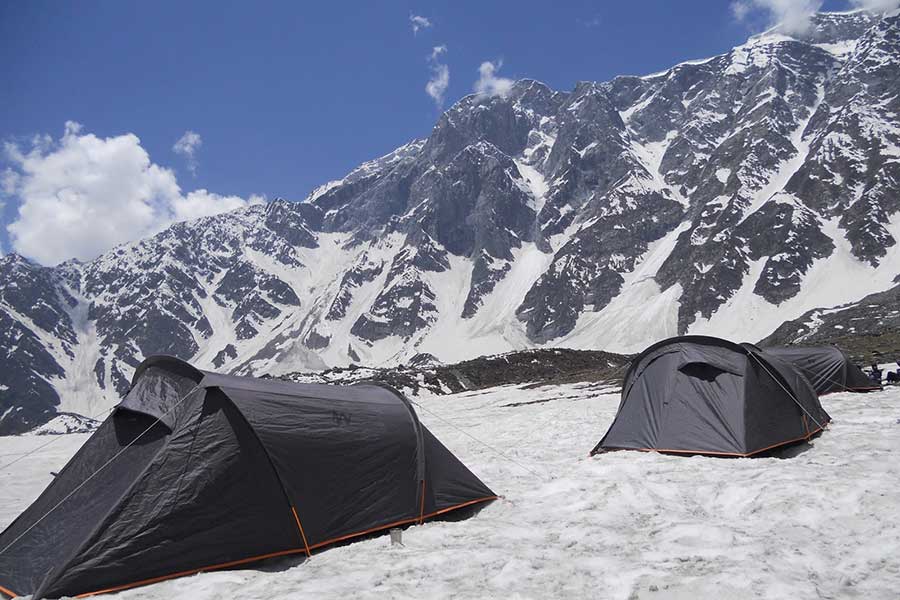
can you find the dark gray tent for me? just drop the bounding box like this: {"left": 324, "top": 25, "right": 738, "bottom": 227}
{"left": 0, "top": 356, "right": 496, "bottom": 600}
{"left": 591, "top": 336, "right": 830, "bottom": 457}
{"left": 761, "top": 345, "right": 880, "bottom": 395}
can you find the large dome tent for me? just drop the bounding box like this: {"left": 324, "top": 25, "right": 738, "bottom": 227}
{"left": 761, "top": 345, "right": 880, "bottom": 395}
{"left": 0, "top": 356, "right": 496, "bottom": 599}
{"left": 592, "top": 336, "right": 831, "bottom": 457}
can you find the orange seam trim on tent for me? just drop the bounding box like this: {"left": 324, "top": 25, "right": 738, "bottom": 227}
{"left": 752, "top": 426, "right": 824, "bottom": 455}
{"left": 418, "top": 480, "right": 426, "bottom": 525}
{"left": 291, "top": 506, "right": 311, "bottom": 557}
{"left": 308, "top": 495, "right": 498, "bottom": 550}
{"left": 0, "top": 583, "right": 18, "bottom": 598}
{"left": 606, "top": 426, "right": 827, "bottom": 458}
{"left": 75, "top": 548, "right": 311, "bottom": 598}
{"left": 654, "top": 426, "right": 824, "bottom": 456}
{"left": 73, "top": 495, "right": 498, "bottom": 599}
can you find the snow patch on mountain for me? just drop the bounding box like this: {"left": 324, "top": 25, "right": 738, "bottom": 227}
{"left": 690, "top": 214, "right": 900, "bottom": 342}
{"left": 559, "top": 221, "right": 690, "bottom": 353}
{"left": 737, "top": 85, "right": 825, "bottom": 225}
{"left": 513, "top": 160, "right": 549, "bottom": 215}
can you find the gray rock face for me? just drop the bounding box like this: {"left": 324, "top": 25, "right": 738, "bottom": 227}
{"left": 2, "top": 11, "right": 898, "bottom": 432}
{"left": 326, "top": 251, "right": 385, "bottom": 321}
{"left": 519, "top": 187, "right": 684, "bottom": 342}
{"left": 786, "top": 14, "right": 900, "bottom": 266}
{"left": 0, "top": 255, "right": 76, "bottom": 434}
{"left": 350, "top": 239, "right": 446, "bottom": 342}
{"left": 212, "top": 344, "right": 237, "bottom": 368}
{"left": 760, "top": 282, "right": 900, "bottom": 364}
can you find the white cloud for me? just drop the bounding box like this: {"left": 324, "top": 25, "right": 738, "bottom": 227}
{"left": 473, "top": 60, "right": 514, "bottom": 99}
{"left": 0, "top": 169, "right": 15, "bottom": 248}
{"left": 848, "top": 0, "right": 900, "bottom": 11}
{"left": 173, "top": 189, "right": 265, "bottom": 223}
{"left": 731, "top": 1, "right": 752, "bottom": 20}
{"left": 409, "top": 14, "right": 432, "bottom": 34}
{"left": 425, "top": 45, "right": 450, "bottom": 108}
{"left": 731, "top": 0, "right": 822, "bottom": 35}
{"left": 173, "top": 130, "right": 202, "bottom": 175}
{"left": 1, "top": 169, "right": 18, "bottom": 204}
{"left": 4, "top": 122, "right": 263, "bottom": 265}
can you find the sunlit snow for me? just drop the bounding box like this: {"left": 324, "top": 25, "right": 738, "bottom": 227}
{"left": 2, "top": 383, "right": 898, "bottom": 598}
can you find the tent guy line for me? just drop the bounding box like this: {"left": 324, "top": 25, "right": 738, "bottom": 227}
{"left": 0, "top": 407, "right": 115, "bottom": 473}
{"left": 0, "top": 385, "right": 201, "bottom": 558}
{"left": 408, "top": 397, "right": 547, "bottom": 480}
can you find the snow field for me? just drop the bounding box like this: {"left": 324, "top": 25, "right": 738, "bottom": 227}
{"left": 2, "top": 383, "right": 899, "bottom": 598}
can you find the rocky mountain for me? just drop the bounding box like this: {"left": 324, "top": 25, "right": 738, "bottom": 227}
{"left": 30, "top": 413, "right": 102, "bottom": 436}
{"left": 761, "top": 280, "right": 900, "bottom": 363}
{"left": 277, "top": 348, "right": 631, "bottom": 398}
{"left": 2, "top": 10, "right": 899, "bottom": 434}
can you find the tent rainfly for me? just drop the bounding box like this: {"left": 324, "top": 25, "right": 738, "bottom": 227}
{"left": 592, "top": 336, "right": 831, "bottom": 458}
{"left": 0, "top": 356, "right": 496, "bottom": 600}
{"left": 761, "top": 345, "right": 880, "bottom": 395}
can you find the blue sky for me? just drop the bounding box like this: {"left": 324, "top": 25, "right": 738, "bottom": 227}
{"left": 0, "top": 0, "right": 856, "bottom": 263}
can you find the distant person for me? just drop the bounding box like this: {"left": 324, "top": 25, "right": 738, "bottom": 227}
{"left": 870, "top": 363, "right": 883, "bottom": 383}
{"left": 887, "top": 371, "right": 898, "bottom": 384}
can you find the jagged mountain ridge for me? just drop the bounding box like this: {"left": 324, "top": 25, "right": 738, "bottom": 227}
{"left": 1, "top": 10, "right": 898, "bottom": 433}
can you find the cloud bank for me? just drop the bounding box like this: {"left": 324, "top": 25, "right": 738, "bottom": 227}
{"left": 3, "top": 122, "right": 263, "bottom": 265}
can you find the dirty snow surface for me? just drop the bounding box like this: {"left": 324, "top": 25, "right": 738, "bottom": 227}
{"left": 2, "top": 384, "right": 899, "bottom": 599}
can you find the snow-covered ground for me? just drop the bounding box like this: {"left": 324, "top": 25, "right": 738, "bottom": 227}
{"left": 2, "top": 383, "right": 899, "bottom": 599}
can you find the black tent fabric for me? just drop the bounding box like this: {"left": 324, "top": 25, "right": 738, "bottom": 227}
{"left": 0, "top": 356, "right": 496, "bottom": 600}
{"left": 591, "top": 336, "right": 831, "bottom": 457}
{"left": 761, "top": 345, "right": 880, "bottom": 395}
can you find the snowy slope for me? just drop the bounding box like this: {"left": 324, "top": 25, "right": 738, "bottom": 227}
{"left": 2, "top": 383, "right": 899, "bottom": 598}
